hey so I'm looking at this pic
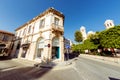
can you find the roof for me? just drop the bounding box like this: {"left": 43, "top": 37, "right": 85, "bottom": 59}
{"left": 15, "top": 7, "right": 65, "bottom": 31}
{"left": 104, "top": 19, "right": 114, "bottom": 24}
{"left": 0, "top": 30, "right": 14, "bottom": 36}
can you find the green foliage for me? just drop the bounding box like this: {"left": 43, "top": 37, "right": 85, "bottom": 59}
{"left": 88, "top": 32, "right": 100, "bottom": 44}
{"left": 99, "top": 25, "right": 120, "bottom": 48}
{"left": 74, "top": 30, "right": 83, "bottom": 43}
{"left": 72, "top": 25, "right": 120, "bottom": 55}
{"left": 83, "top": 39, "right": 99, "bottom": 50}
{"left": 72, "top": 39, "right": 98, "bottom": 53}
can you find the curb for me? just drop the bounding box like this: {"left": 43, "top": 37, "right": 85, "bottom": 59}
{"left": 79, "top": 54, "right": 120, "bottom": 67}
{"left": 11, "top": 58, "right": 75, "bottom": 71}
{"left": 52, "top": 62, "right": 74, "bottom": 70}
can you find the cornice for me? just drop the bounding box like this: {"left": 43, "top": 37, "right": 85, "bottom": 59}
{"left": 15, "top": 7, "right": 64, "bottom": 31}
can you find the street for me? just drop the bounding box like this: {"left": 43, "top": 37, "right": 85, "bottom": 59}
{"left": 0, "top": 56, "right": 120, "bottom": 80}
{"left": 73, "top": 57, "right": 120, "bottom": 80}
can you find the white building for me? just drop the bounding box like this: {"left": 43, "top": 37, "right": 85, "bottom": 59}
{"left": 80, "top": 26, "right": 87, "bottom": 41}
{"left": 12, "top": 8, "right": 65, "bottom": 62}
{"left": 87, "top": 31, "right": 95, "bottom": 38}
{"left": 104, "top": 19, "right": 115, "bottom": 29}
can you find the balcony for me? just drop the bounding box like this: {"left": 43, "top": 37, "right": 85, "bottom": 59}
{"left": 51, "top": 23, "right": 64, "bottom": 32}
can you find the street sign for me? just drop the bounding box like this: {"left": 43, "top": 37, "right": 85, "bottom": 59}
{"left": 65, "top": 44, "right": 70, "bottom": 49}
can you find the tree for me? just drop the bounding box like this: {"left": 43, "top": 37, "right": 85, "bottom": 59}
{"left": 83, "top": 39, "right": 98, "bottom": 50}
{"left": 99, "top": 25, "right": 120, "bottom": 48}
{"left": 89, "top": 32, "right": 100, "bottom": 46}
{"left": 71, "top": 43, "right": 84, "bottom": 53}
{"left": 74, "top": 30, "right": 83, "bottom": 43}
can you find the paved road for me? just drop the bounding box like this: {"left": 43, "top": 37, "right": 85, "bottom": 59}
{"left": 73, "top": 56, "right": 120, "bottom": 80}
{"left": 0, "top": 57, "right": 120, "bottom": 80}
{"left": 43, "top": 57, "right": 120, "bottom": 80}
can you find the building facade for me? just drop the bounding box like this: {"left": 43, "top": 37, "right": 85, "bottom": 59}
{"left": 80, "top": 26, "right": 87, "bottom": 41}
{"left": 0, "top": 30, "right": 14, "bottom": 56}
{"left": 87, "top": 31, "right": 95, "bottom": 39}
{"left": 13, "top": 8, "right": 65, "bottom": 62}
{"left": 104, "top": 19, "right": 114, "bottom": 29}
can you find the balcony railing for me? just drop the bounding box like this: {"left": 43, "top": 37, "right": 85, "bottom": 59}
{"left": 51, "top": 23, "right": 64, "bottom": 32}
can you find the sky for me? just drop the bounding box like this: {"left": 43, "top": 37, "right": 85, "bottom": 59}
{"left": 0, "top": 0, "right": 120, "bottom": 42}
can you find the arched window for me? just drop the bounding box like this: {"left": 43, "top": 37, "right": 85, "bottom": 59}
{"left": 52, "top": 37, "right": 59, "bottom": 47}
{"left": 36, "top": 38, "right": 44, "bottom": 58}
{"left": 110, "top": 23, "right": 112, "bottom": 26}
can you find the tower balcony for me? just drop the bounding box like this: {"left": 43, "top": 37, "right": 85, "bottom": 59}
{"left": 51, "top": 23, "right": 64, "bottom": 32}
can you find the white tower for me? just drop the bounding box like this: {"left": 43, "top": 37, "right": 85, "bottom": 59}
{"left": 104, "top": 19, "right": 114, "bottom": 29}
{"left": 80, "top": 26, "right": 87, "bottom": 41}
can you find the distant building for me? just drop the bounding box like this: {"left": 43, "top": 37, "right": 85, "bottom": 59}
{"left": 104, "top": 19, "right": 114, "bottom": 29}
{"left": 87, "top": 31, "right": 95, "bottom": 35}
{"left": 87, "top": 31, "right": 95, "bottom": 38}
{"left": 80, "top": 26, "right": 95, "bottom": 41}
{"left": 12, "top": 8, "right": 65, "bottom": 62}
{"left": 0, "top": 30, "right": 14, "bottom": 57}
{"left": 64, "top": 38, "right": 73, "bottom": 53}
{"left": 80, "top": 26, "right": 87, "bottom": 41}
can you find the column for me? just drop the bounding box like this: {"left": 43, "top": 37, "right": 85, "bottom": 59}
{"left": 59, "top": 36, "right": 64, "bottom": 61}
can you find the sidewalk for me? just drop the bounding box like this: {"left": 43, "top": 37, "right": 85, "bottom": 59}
{"left": 12, "top": 58, "right": 38, "bottom": 67}
{"left": 11, "top": 58, "right": 75, "bottom": 70}
{"left": 79, "top": 54, "right": 120, "bottom": 67}
{"left": 34, "top": 59, "right": 75, "bottom": 70}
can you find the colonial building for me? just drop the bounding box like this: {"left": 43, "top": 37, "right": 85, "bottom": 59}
{"left": 12, "top": 8, "right": 65, "bottom": 62}
{"left": 104, "top": 19, "right": 114, "bottom": 29}
{"left": 0, "top": 30, "right": 14, "bottom": 57}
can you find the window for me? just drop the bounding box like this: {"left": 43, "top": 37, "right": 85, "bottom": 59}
{"left": 0, "top": 33, "right": 3, "bottom": 41}
{"left": 36, "top": 38, "right": 44, "bottom": 59}
{"left": 54, "top": 17, "right": 59, "bottom": 26}
{"left": 23, "top": 28, "right": 26, "bottom": 35}
{"left": 37, "top": 49, "right": 43, "bottom": 58}
{"left": 28, "top": 25, "right": 31, "bottom": 33}
{"left": 3, "top": 35, "right": 8, "bottom": 41}
{"left": 19, "top": 31, "right": 21, "bottom": 37}
{"left": 39, "top": 19, "right": 45, "bottom": 29}
{"left": 110, "top": 23, "right": 112, "bottom": 26}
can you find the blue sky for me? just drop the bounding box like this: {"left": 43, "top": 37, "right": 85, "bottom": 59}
{"left": 0, "top": 0, "right": 120, "bottom": 42}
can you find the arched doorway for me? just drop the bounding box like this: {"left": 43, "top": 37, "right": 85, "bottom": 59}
{"left": 36, "top": 37, "right": 44, "bottom": 59}
{"left": 52, "top": 37, "right": 60, "bottom": 59}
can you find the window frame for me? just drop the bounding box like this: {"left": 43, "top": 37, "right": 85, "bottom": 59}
{"left": 39, "top": 19, "right": 45, "bottom": 29}
{"left": 54, "top": 17, "right": 60, "bottom": 26}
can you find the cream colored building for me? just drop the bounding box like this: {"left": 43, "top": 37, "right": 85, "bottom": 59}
{"left": 12, "top": 8, "right": 65, "bottom": 62}
{"left": 80, "top": 26, "right": 87, "bottom": 41}
{"left": 104, "top": 19, "right": 114, "bottom": 29}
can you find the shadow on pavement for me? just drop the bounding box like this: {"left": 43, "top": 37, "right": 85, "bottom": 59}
{"left": 0, "top": 63, "right": 54, "bottom": 80}
{"left": 0, "top": 56, "right": 12, "bottom": 61}
{"left": 109, "top": 77, "right": 120, "bottom": 80}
